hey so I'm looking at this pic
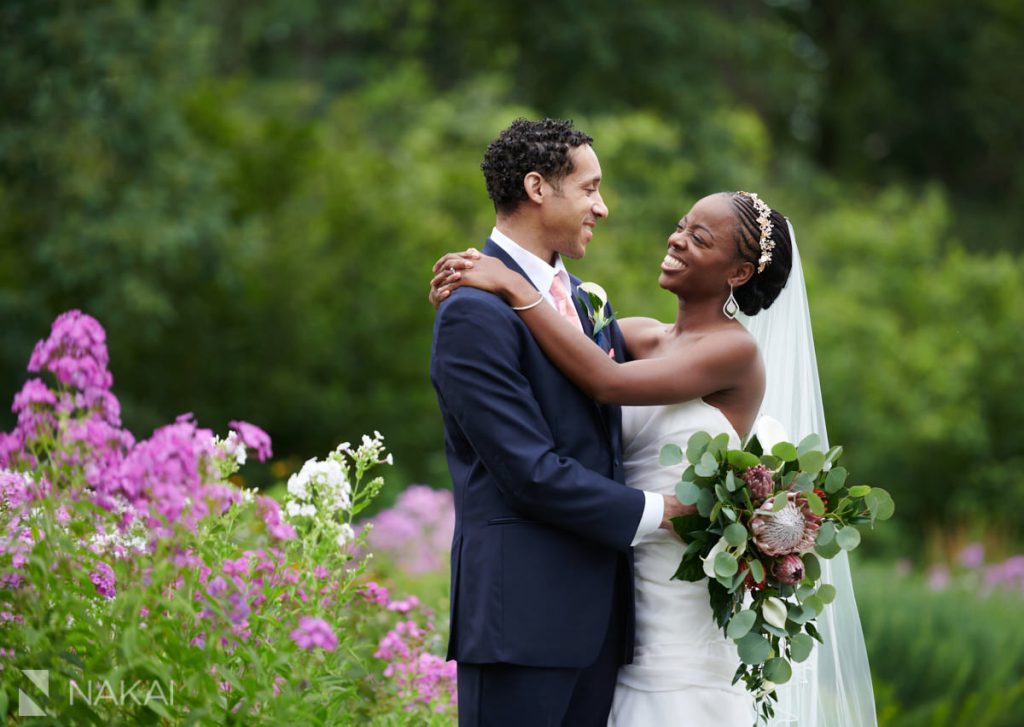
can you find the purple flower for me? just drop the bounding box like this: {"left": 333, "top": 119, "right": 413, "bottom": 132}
{"left": 257, "top": 496, "right": 296, "bottom": 541}
{"left": 11, "top": 379, "right": 57, "bottom": 412}
{"left": 28, "top": 310, "right": 113, "bottom": 391}
{"left": 89, "top": 562, "right": 116, "bottom": 598}
{"left": 958, "top": 543, "right": 985, "bottom": 569}
{"left": 363, "top": 485, "right": 454, "bottom": 575}
{"left": 927, "top": 564, "right": 951, "bottom": 591}
{"left": 290, "top": 616, "right": 338, "bottom": 651}
{"left": 229, "top": 421, "right": 273, "bottom": 463}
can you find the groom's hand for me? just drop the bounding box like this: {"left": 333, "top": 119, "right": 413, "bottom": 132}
{"left": 660, "top": 495, "right": 695, "bottom": 531}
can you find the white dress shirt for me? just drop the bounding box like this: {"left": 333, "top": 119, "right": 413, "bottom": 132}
{"left": 489, "top": 227, "right": 664, "bottom": 545}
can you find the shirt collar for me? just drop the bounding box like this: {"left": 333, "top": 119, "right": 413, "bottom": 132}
{"left": 489, "top": 227, "right": 571, "bottom": 300}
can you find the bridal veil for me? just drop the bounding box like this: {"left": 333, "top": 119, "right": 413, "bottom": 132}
{"left": 739, "top": 221, "right": 878, "bottom": 726}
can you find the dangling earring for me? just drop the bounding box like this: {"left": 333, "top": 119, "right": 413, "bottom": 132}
{"left": 723, "top": 285, "right": 739, "bottom": 320}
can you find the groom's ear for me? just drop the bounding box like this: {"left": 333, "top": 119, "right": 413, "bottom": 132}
{"left": 728, "top": 261, "right": 755, "bottom": 289}
{"left": 524, "top": 172, "right": 545, "bottom": 204}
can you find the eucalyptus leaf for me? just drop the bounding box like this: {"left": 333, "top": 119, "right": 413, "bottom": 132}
{"left": 795, "top": 584, "right": 815, "bottom": 602}
{"left": 763, "top": 657, "right": 793, "bottom": 684}
{"left": 736, "top": 633, "right": 772, "bottom": 665}
{"left": 789, "top": 633, "right": 815, "bottom": 663}
{"left": 676, "top": 481, "right": 702, "bottom": 506}
{"left": 696, "top": 451, "right": 719, "bottom": 477}
{"left": 686, "top": 431, "right": 712, "bottom": 464}
{"left": 824, "top": 445, "right": 844, "bottom": 466}
{"left": 727, "top": 609, "right": 757, "bottom": 640}
{"left": 659, "top": 443, "right": 684, "bottom": 466}
{"left": 836, "top": 526, "right": 862, "bottom": 551}
{"left": 722, "top": 507, "right": 737, "bottom": 522}
{"left": 804, "top": 594, "right": 825, "bottom": 615}
{"left": 724, "top": 523, "right": 748, "bottom": 547}
{"left": 715, "top": 483, "right": 730, "bottom": 501}
{"left": 817, "top": 583, "right": 837, "bottom": 604}
{"left": 848, "top": 485, "right": 872, "bottom": 498}
{"left": 797, "top": 433, "right": 821, "bottom": 456}
{"left": 772, "top": 442, "right": 798, "bottom": 462}
{"left": 696, "top": 489, "right": 715, "bottom": 518}
{"left": 794, "top": 473, "right": 815, "bottom": 492}
{"left": 727, "top": 450, "right": 761, "bottom": 470}
{"left": 772, "top": 491, "right": 789, "bottom": 512}
{"left": 749, "top": 559, "right": 765, "bottom": 584}
{"left": 725, "top": 470, "right": 737, "bottom": 492}
{"left": 824, "top": 466, "right": 848, "bottom": 494}
{"left": 816, "top": 538, "right": 842, "bottom": 559}
{"left": 805, "top": 490, "right": 825, "bottom": 516}
{"left": 801, "top": 553, "right": 821, "bottom": 581}
{"left": 816, "top": 521, "right": 836, "bottom": 546}
{"left": 714, "top": 552, "right": 739, "bottom": 578}
{"left": 798, "top": 449, "right": 826, "bottom": 475}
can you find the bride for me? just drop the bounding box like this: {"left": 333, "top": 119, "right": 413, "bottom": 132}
{"left": 431, "top": 191, "right": 876, "bottom": 725}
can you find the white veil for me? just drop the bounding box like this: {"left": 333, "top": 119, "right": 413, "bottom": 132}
{"left": 738, "top": 221, "right": 877, "bottom": 726}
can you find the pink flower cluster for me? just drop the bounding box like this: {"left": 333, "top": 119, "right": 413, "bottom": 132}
{"left": 290, "top": 616, "right": 339, "bottom": 651}
{"left": 0, "top": 311, "right": 281, "bottom": 542}
{"left": 363, "top": 485, "right": 454, "bottom": 574}
{"left": 925, "top": 543, "right": 1024, "bottom": 595}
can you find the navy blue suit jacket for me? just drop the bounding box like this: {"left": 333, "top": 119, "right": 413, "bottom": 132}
{"left": 430, "top": 240, "right": 646, "bottom": 669}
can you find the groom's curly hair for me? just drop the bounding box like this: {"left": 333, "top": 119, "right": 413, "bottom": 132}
{"left": 481, "top": 118, "right": 593, "bottom": 214}
{"left": 729, "top": 194, "right": 794, "bottom": 316}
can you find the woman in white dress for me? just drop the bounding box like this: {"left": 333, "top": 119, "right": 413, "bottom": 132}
{"left": 432, "top": 191, "right": 876, "bottom": 726}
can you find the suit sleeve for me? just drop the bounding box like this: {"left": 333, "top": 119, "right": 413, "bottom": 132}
{"left": 433, "top": 292, "right": 645, "bottom": 552}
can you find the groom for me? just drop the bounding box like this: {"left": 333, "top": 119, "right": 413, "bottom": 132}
{"left": 430, "top": 118, "right": 685, "bottom": 726}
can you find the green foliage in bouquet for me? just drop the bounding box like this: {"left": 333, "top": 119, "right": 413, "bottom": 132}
{"left": 661, "top": 421, "right": 894, "bottom": 723}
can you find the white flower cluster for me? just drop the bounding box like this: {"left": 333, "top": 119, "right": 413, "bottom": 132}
{"left": 88, "top": 516, "right": 150, "bottom": 559}
{"left": 286, "top": 454, "right": 352, "bottom": 520}
{"left": 212, "top": 430, "right": 247, "bottom": 468}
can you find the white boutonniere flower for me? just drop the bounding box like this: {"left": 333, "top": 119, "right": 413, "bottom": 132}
{"left": 576, "top": 281, "right": 615, "bottom": 340}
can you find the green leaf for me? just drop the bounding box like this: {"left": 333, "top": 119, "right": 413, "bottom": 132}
{"left": 817, "top": 583, "right": 837, "bottom": 604}
{"left": 798, "top": 449, "right": 826, "bottom": 476}
{"left": 794, "top": 473, "right": 815, "bottom": 492}
{"left": 714, "top": 552, "right": 739, "bottom": 578}
{"left": 795, "top": 584, "right": 815, "bottom": 602}
{"left": 805, "top": 490, "right": 825, "bottom": 516}
{"left": 824, "top": 445, "right": 844, "bottom": 466}
{"left": 686, "top": 431, "right": 712, "bottom": 464}
{"left": 727, "top": 609, "right": 758, "bottom": 640}
{"left": 801, "top": 553, "right": 821, "bottom": 581}
{"left": 672, "top": 513, "right": 707, "bottom": 541}
{"left": 804, "top": 594, "right": 825, "bottom": 614}
{"left": 867, "top": 488, "right": 896, "bottom": 520}
{"left": 696, "top": 451, "right": 719, "bottom": 477}
{"left": 788, "top": 603, "right": 817, "bottom": 624}
{"left": 848, "top": 485, "right": 872, "bottom": 498}
{"left": 824, "top": 466, "right": 848, "bottom": 494}
{"left": 714, "top": 483, "right": 730, "bottom": 501}
{"left": 707, "top": 433, "right": 731, "bottom": 458}
{"left": 736, "top": 633, "right": 772, "bottom": 665}
{"left": 816, "top": 521, "right": 836, "bottom": 546}
{"left": 724, "top": 523, "right": 748, "bottom": 546}
{"left": 673, "top": 557, "right": 706, "bottom": 582}
{"left": 696, "top": 488, "right": 715, "bottom": 518}
{"left": 772, "top": 491, "right": 789, "bottom": 512}
{"left": 836, "top": 526, "right": 862, "bottom": 551}
{"left": 725, "top": 470, "right": 737, "bottom": 492}
{"left": 789, "top": 633, "right": 815, "bottom": 663}
{"left": 749, "top": 559, "right": 765, "bottom": 584}
{"left": 676, "top": 481, "right": 702, "bottom": 506}
{"left": 760, "top": 454, "right": 782, "bottom": 469}
{"left": 659, "top": 443, "right": 684, "bottom": 466}
{"left": 796, "top": 433, "right": 821, "bottom": 456}
{"left": 764, "top": 657, "right": 793, "bottom": 684}
{"left": 772, "top": 442, "right": 798, "bottom": 462}
{"left": 722, "top": 507, "right": 737, "bottom": 522}
{"left": 816, "top": 538, "right": 842, "bottom": 559}
{"left": 727, "top": 450, "right": 761, "bottom": 470}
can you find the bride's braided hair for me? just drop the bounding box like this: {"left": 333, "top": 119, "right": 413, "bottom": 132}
{"left": 728, "top": 192, "right": 793, "bottom": 315}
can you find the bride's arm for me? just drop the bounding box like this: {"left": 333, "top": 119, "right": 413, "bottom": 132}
{"left": 437, "top": 254, "right": 758, "bottom": 406}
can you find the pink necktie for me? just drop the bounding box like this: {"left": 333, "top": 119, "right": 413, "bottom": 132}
{"left": 549, "top": 276, "right": 584, "bottom": 332}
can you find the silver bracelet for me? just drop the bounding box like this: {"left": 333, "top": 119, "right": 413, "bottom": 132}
{"left": 510, "top": 294, "right": 545, "bottom": 311}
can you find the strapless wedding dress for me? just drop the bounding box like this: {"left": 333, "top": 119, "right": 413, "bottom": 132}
{"left": 609, "top": 400, "right": 754, "bottom": 726}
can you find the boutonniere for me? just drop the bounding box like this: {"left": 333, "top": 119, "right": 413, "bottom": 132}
{"left": 575, "top": 281, "right": 616, "bottom": 342}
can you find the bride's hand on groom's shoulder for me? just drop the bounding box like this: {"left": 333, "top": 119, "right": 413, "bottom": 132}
{"left": 429, "top": 248, "right": 481, "bottom": 308}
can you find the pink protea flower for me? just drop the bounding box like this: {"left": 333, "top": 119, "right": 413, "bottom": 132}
{"left": 772, "top": 553, "right": 805, "bottom": 585}
{"left": 750, "top": 491, "right": 821, "bottom": 556}
{"left": 742, "top": 464, "right": 775, "bottom": 501}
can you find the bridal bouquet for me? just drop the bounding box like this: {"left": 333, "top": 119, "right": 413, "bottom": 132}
{"left": 662, "top": 418, "right": 894, "bottom": 723}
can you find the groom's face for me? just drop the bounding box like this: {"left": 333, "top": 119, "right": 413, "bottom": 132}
{"left": 540, "top": 145, "right": 608, "bottom": 260}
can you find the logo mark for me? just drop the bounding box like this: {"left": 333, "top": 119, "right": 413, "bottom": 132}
{"left": 19, "top": 669, "right": 49, "bottom": 717}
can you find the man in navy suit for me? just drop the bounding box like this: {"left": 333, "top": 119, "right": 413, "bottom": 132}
{"left": 430, "top": 118, "right": 685, "bottom": 726}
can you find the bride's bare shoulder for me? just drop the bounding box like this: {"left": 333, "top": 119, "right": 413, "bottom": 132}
{"left": 618, "top": 317, "right": 666, "bottom": 359}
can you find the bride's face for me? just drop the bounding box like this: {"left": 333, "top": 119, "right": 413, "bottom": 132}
{"left": 658, "top": 193, "right": 752, "bottom": 298}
